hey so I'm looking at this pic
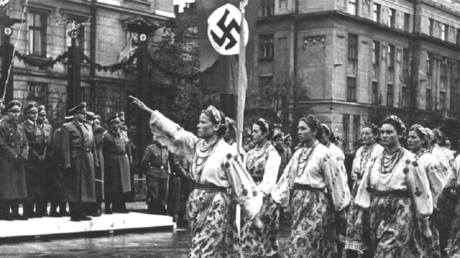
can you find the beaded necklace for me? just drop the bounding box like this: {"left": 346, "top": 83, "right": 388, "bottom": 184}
{"left": 379, "top": 148, "right": 404, "bottom": 185}
{"left": 360, "top": 143, "right": 376, "bottom": 172}
{"left": 297, "top": 141, "right": 318, "bottom": 177}
{"left": 192, "top": 139, "right": 220, "bottom": 180}
{"left": 246, "top": 141, "right": 271, "bottom": 173}
{"left": 413, "top": 148, "right": 428, "bottom": 160}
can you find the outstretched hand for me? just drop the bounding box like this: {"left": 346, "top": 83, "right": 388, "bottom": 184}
{"left": 129, "top": 95, "right": 152, "bottom": 113}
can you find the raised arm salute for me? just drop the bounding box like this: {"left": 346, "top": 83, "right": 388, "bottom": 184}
{"left": 130, "top": 96, "right": 262, "bottom": 258}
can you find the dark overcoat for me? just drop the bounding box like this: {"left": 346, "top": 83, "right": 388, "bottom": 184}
{"left": 93, "top": 126, "right": 105, "bottom": 200}
{"left": 0, "top": 119, "right": 28, "bottom": 200}
{"left": 60, "top": 121, "right": 96, "bottom": 202}
{"left": 103, "top": 130, "right": 131, "bottom": 194}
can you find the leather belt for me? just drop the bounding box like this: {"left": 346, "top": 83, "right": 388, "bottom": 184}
{"left": 293, "top": 183, "right": 325, "bottom": 192}
{"left": 195, "top": 183, "right": 229, "bottom": 193}
{"left": 150, "top": 164, "right": 166, "bottom": 170}
{"left": 108, "top": 151, "right": 127, "bottom": 155}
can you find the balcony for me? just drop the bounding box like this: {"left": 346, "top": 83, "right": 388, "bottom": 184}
{"left": 435, "top": 109, "right": 458, "bottom": 121}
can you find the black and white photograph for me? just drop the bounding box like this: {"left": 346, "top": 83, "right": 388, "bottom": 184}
{"left": 1, "top": 0, "right": 460, "bottom": 257}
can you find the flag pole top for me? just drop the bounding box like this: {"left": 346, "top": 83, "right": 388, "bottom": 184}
{"left": 240, "top": 0, "right": 248, "bottom": 13}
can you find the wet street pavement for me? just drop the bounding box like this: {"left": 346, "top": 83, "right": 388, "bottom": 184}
{"left": 0, "top": 220, "right": 292, "bottom": 257}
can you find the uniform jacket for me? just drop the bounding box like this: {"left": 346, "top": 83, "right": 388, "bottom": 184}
{"left": 60, "top": 120, "right": 96, "bottom": 202}
{"left": 23, "top": 120, "right": 51, "bottom": 165}
{"left": 0, "top": 118, "right": 29, "bottom": 199}
{"left": 141, "top": 143, "right": 171, "bottom": 178}
{"left": 93, "top": 125, "right": 105, "bottom": 199}
{"left": 103, "top": 129, "right": 131, "bottom": 193}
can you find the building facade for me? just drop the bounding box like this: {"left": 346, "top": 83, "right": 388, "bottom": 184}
{"left": 2, "top": 0, "right": 173, "bottom": 126}
{"left": 253, "top": 0, "right": 460, "bottom": 150}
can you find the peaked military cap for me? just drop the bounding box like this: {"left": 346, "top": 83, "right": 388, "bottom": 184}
{"left": 23, "top": 101, "right": 38, "bottom": 115}
{"left": 37, "top": 105, "right": 46, "bottom": 116}
{"left": 69, "top": 102, "right": 87, "bottom": 115}
{"left": 106, "top": 114, "right": 121, "bottom": 124}
{"left": 5, "top": 100, "right": 21, "bottom": 113}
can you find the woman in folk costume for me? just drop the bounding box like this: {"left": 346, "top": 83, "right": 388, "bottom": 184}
{"left": 130, "top": 96, "right": 262, "bottom": 258}
{"left": 425, "top": 128, "right": 454, "bottom": 182}
{"left": 344, "top": 123, "right": 384, "bottom": 257}
{"left": 354, "top": 116, "right": 433, "bottom": 258}
{"left": 407, "top": 125, "right": 447, "bottom": 258}
{"left": 433, "top": 129, "right": 457, "bottom": 179}
{"left": 271, "top": 115, "right": 350, "bottom": 258}
{"left": 241, "top": 119, "right": 281, "bottom": 257}
{"left": 319, "top": 123, "right": 349, "bottom": 253}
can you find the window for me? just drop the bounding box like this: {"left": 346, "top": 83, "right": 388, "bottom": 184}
{"left": 372, "top": 41, "right": 380, "bottom": 65}
{"left": 440, "top": 91, "right": 446, "bottom": 109}
{"left": 427, "top": 53, "right": 433, "bottom": 76}
{"left": 404, "top": 13, "right": 410, "bottom": 32}
{"left": 372, "top": 82, "right": 379, "bottom": 104}
{"left": 426, "top": 89, "right": 432, "bottom": 110}
{"left": 388, "top": 45, "right": 395, "bottom": 68}
{"left": 347, "top": 77, "right": 357, "bottom": 102}
{"left": 402, "top": 86, "right": 409, "bottom": 108}
{"left": 403, "top": 48, "right": 409, "bottom": 75}
{"left": 441, "top": 24, "right": 447, "bottom": 41}
{"left": 348, "top": 0, "right": 357, "bottom": 16}
{"left": 348, "top": 34, "right": 358, "bottom": 59}
{"left": 429, "top": 19, "right": 434, "bottom": 36}
{"left": 27, "top": 82, "right": 48, "bottom": 104}
{"left": 353, "top": 116, "right": 360, "bottom": 142}
{"left": 259, "top": 1, "right": 274, "bottom": 17}
{"left": 65, "top": 16, "right": 87, "bottom": 51}
{"left": 259, "top": 76, "right": 273, "bottom": 95}
{"left": 258, "top": 34, "right": 274, "bottom": 59}
{"left": 389, "top": 9, "right": 396, "bottom": 28}
{"left": 373, "top": 4, "right": 380, "bottom": 23}
{"left": 342, "top": 115, "right": 350, "bottom": 148}
{"left": 28, "top": 11, "right": 47, "bottom": 56}
{"left": 387, "top": 84, "right": 394, "bottom": 107}
{"left": 457, "top": 28, "right": 460, "bottom": 45}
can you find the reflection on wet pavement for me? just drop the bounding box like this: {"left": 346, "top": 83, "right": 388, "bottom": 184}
{"left": 0, "top": 221, "right": 292, "bottom": 257}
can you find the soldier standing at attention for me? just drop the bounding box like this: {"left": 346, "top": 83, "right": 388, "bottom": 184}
{"left": 23, "top": 102, "right": 49, "bottom": 218}
{"left": 36, "top": 105, "right": 53, "bottom": 216}
{"left": 0, "top": 101, "right": 29, "bottom": 221}
{"left": 141, "top": 135, "right": 170, "bottom": 215}
{"left": 103, "top": 114, "right": 131, "bottom": 214}
{"left": 60, "top": 102, "right": 96, "bottom": 222}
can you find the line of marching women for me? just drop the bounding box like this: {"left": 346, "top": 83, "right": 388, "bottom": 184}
{"left": 129, "top": 96, "right": 460, "bottom": 258}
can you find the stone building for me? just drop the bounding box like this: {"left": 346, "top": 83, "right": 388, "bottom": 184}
{"left": 253, "top": 0, "right": 460, "bottom": 150}
{"left": 1, "top": 0, "right": 173, "bottom": 125}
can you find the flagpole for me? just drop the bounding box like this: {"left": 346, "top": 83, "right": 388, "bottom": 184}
{"left": 236, "top": 2, "right": 248, "bottom": 258}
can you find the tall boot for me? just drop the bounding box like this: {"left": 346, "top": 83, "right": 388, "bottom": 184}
{"left": 59, "top": 203, "right": 70, "bottom": 217}
{"left": 0, "top": 201, "right": 12, "bottom": 221}
{"left": 105, "top": 202, "right": 112, "bottom": 215}
{"left": 50, "top": 202, "right": 61, "bottom": 217}
{"left": 11, "top": 203, "right": 27, "bottom": 220}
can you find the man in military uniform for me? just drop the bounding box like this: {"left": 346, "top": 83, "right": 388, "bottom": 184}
{"left": 86, "top": 113, "right": 104, "bottom": 216}
{"left": 23, "top": 102, "right": 50, "bottom": 218}
{"left": 0, "top": 101, "right": 29, "bottom": 221}
{"left": 103, "top": 114, "right": 131, "bottom": 214}
{"left": 60, "top": 102, "right": 96, "bottom": 222}
{"left": 35, "top": 105, "right": 53, "bottom": 216}
{"left": 141, "top": 135, "right": 171, "bottom": 215}
{"left": 167, "top": 154, "right": 188, "bottom": 222}
{"left": 49, "top": 116, "right": 73, "bottom": 217}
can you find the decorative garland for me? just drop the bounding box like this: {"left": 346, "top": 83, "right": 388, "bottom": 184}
{"left": 15, "top": 51, "right": 69, "bottom": 70}
{"left": 80, "top": 49, "right": 139, "bottom": 73}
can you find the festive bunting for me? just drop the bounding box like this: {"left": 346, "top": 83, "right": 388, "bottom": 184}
{"left": 14, "top": 51, "right": 69, "bottom": 70}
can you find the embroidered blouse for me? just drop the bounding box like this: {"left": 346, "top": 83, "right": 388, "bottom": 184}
{"left": 415, "top": 150, "right": 447, "bottom": 209}
{"left": 271, "top": 140, "right": 350, "bottom": 212}
{"left": 244, "top": 142, "right": 281, "bottom": 196}
{"left": 355, "top": 148, "right": 433, "bottom": 220}
{"left": 429, "top": 145, "right": 453, "bottom": 183}
{"left": 148, "top": 110, "right": 262, "bottom": 219}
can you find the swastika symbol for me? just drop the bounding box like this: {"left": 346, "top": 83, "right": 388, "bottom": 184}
{"left": 210, "top": 9, "right": 240, "bottom": 51}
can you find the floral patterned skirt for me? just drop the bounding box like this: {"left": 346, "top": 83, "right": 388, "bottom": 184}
{"left": 345, "top": 179, "right": 367, "bottom": 252}
{"left": 241, "top": 195, "right": 279, "bottom": 257}
{"left": 367, "top": 192, "right": 422, "bottom": 258}
{"left": 289, "top": 187, "right": 337, "bottom": 258}
{"left": 186, "top": 188, "right": 240, "bottom": 258}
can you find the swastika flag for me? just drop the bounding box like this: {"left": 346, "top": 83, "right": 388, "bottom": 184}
{"left": 196, "top": 0, "right": 259, "bottom": 115}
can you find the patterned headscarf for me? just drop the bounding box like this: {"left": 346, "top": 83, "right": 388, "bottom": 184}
{"left": 257, "top": 118, "right": 270, "bottom": 131}
{"left": 410, "top": 124, "right": 428, "bottom": 139}
{"left": 425, "top": 128, "right": 434, "bottom": 142}
{"left": 203, "top": 105, "right": 222, "bottom": 126}
{"left": 383, "top": 115, "right": 406, "bottom": 135}
{"left": 300, "top": 115, "right": 321, "bottom": 131}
